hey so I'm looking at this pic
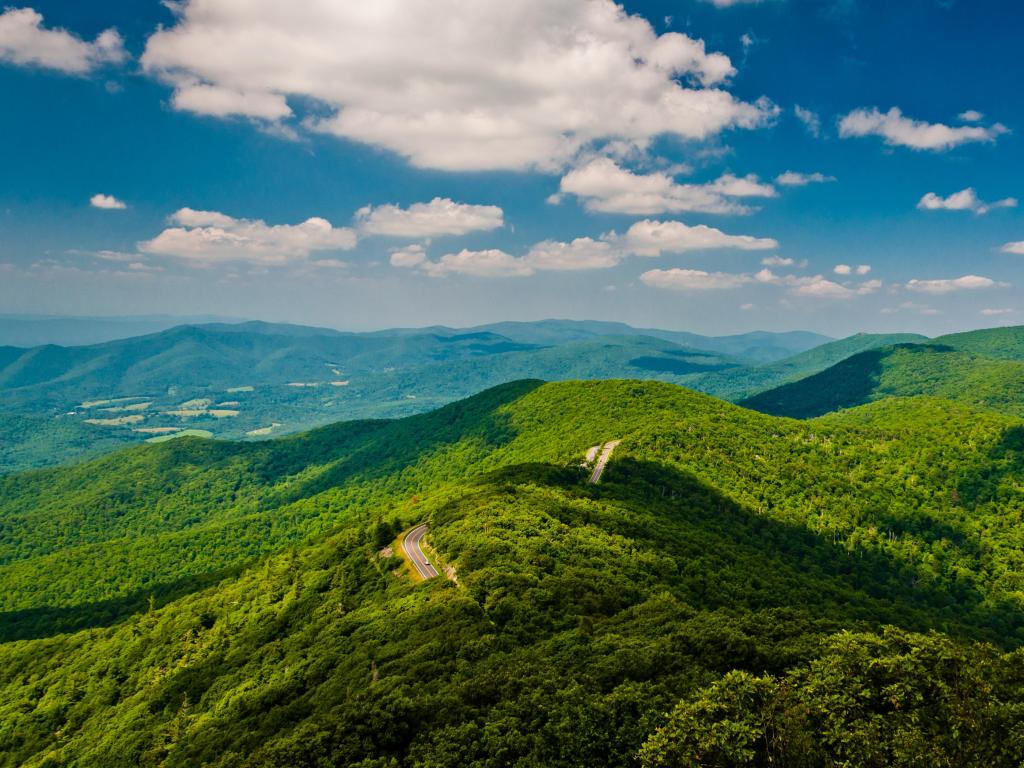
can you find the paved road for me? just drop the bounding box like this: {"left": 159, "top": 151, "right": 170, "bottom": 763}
{"left": 403, "top": 523, "right": 439, "bottom": 579}
{"left": 589, "top": 440, "right": 621, "bottom": 483}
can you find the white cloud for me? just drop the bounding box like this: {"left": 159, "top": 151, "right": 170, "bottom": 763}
{"left": 640, "top": 266, "right": 879, "bottom": 298}
{"left": 389, "top": 244, "right": 428, "bottom": 268}
{"left": 524, "top": 238, "right": 621, "bottom": 271}
{"left": 171, "top": 83, "right": 291, "bottom": 120}
{"left": 406, "top": 218, "right": 777, "bottom": 278}
{"left": 793, "top": 105, "right": 821, "bottom": 137}
{"left": 139, "top": 208, "right": 357, "bottom": 266}
{"left": 356, "top": 198, "right": 503, "bottom": 238}
{"left": 621, "top": 218, "right": 778, "bottom": 256}
{"left": 905, "top": 275, "right": 1008, "bottom": 294}
{"left": 917, "top": 188, "right": 1017, "bottom": 215}
{"left": 761, "top": 256, "right": 793, "bottom": 266}
{"left": 556, "top": 157, "right": 775, "bottom": 215}
{"left": 90, "top": 193, "right": 127, "bottom": 210}
{"left": 833, "top": 264, "right": 869, "bottom": 276}
{"left": 758, "top": 268, "right": 881, "bottom": 298}
{"left": 839, "top": 107, "right": 1007, "bottom": 151}
{"left": 980, "top": 308, "right": 1014, "bottom": 316}
{"left": 958, "top": 110, "right": 984, "bottom": 122}
{"left": 706, "top": 173, "right": 777, "bottom": 198}
{"left": 421, "top": 249, "right": 533, "bottom": 278}
{"left": 640, "top": 268, "right": 752, "bottom": 290}
{"left": 0, "top": 7, "right": 126, "bottom": 74}
{"left": 703, "top": 0, "right": 768, "bottom": 6}
{"left": 140, "top": 0, "right": 775, "bottom": 172}
{"left": 775, "top": 171, "right": 835, "bottom": 186}
{"left": 1001, "top": 241, "right": 1024, "bottom": 255}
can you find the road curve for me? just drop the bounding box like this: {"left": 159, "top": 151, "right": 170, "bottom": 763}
{"left": 589, "top": 440, "right": 621, "bottom": 484}
{"left": 403, "top": 523, "right": 439, "bottom": 580}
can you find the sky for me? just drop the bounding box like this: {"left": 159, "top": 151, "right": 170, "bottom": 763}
{"left": 0, "top": 0, "right": 1021, "bottom": 336}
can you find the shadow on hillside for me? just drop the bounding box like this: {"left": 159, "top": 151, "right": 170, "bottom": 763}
{"left": 958, "top": 423, "right": 1024, "bottom": 504}
{"left": 0, "top": 563, "right": 249, "bottom": 642}
{"left": 740, "top": 349, "right": 886, "bottom": 417}
{"left": 456, "top": 457, "right": 1022, "bottom": 651}
{"left": 265, "top": 379, "right": 545, "bottom": 503}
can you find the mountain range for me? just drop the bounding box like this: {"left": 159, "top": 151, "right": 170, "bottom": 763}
{"left": 1, "top": 378, "right": 1022, "bottom": 765}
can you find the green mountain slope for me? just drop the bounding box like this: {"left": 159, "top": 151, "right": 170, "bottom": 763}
{"left": 0, "top": 324, "right": 747, "bottom": 474}
{"left": 1, "top": 381, "right": 1023, "bottom": 765}
{"left": 468, "top": 319, "right": 831, "bottom": 361}
{"left": 935, "top": 324, "right": 1024, "bottom": 360}
{"left": 687, "top": 331, "right": 927, "bottom": 401}
{"left": 741, "top": 343, "right": 1024, "bottom": 419}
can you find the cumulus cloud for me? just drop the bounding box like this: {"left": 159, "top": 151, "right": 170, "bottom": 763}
{"left": 556, "top": 157, "right": 775, "bottom": 215}
{"left": 703, "top": 0, "right": 768, "bottom": 6}
{"left": 524, "top": 238, "right": 621, "bottom": 271}
{"left": 794, "top": 105, "right": 821, "bottom": 137}
{"left": 980, "top": 308, "right": 1014, "bottom": 316}
{"left": 356, "top": 198, "right": 503, "bottom": 238}
{"left": 140, "top": 0, "right": 775, "bottom": 171}
{"left": 775, "top": 171, "right": 835, "bottom": 186}
{"left": 421, "top": 249, "right": 533, "bottom": 278}
{"left": 761, "top": 256, "right": 794, "bottom": 266}
{"left": 90, "top": 193, "right": 127, "bottom": 210}
{"left": 640, "top": 268, "right": 752, "bottom": 290}
{"left": 905, "top": 275, "right": 1008, "bottom": 294}
{"left": 758, "top": 269, "right": 881, "bottom": 298}
{"left": 0, "top": 7, "right": 126, "bottom": 74}
{"left": 620, "top": 218, "right": 778, "bottom": 256}
{"left": 833, "top": 264, "right": 871, "bottom": 275}
{"left": 958, "top": 110, "right": 984, "bottom": 122}
{"left": 171, "top": 83, "right": 291, "bottom": 120}
{"left": 917, "top": 188, "right": 1017, "bottom": 215}
{"left": 405, "top": 219, "right": 776, "bottom": 277}
{"left": 1001, "top": 241, "right": 1024, "bottom": 255}
{"left": 839, "top": 107, "right": 1007, "bottom": 151}
{"left": 139, "top": 208, "right": 357, "bottom": 266}
{"left": 389, "top": 244, "right": 428, "bottom": 268}
{"left": 641, "top": 266, "right": 879, "bottom": 298}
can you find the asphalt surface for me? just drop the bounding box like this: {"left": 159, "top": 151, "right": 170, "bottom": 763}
{"left": 589, "top": 440, "right": 621, "bottom": 483}
{"left": 403, "top": 523, "right": 439, "bottom": 579}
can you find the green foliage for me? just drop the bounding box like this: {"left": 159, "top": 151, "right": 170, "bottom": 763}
{"left": 742, "top": 342, "right": 1024, "bottom": 419}
{"left": 640, "top": 628, "right": 1024, "bottom": 768}
{"left": 689, "top": 332, "right": 927, "bottom": 401}
{"left": 0, "top": 412, "right": 134, "bottom": 474}
{"left": 1, "top": 379, "right": 1024, "bottom": 765}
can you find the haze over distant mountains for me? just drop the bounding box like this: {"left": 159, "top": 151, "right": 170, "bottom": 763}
{"left": 8, "top": 315, "right": 1024, "bottom": 476}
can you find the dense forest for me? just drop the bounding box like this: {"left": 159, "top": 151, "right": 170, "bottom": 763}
{"left": 0, "top": 319, "right": 953, "bottom": 475}
{"left": 1, "top": 379, "right": 1023, "bottom": 765}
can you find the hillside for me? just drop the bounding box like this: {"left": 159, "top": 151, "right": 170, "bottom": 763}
{"left": 1, "top": 380, "right": 1023, "bottom": 765}
{"left": 467, "top": 320, "right": 831, "bottom": 362}
{"left": 935, "top": 324, "right": 1024, "bottom": 360}
{"left": 0, "top": 323, "right": 749, "bottom": 474}
{"left": 687, "top": 331, "right": 927, "bottom": 401}
{"left": 742, "top": 342, "right": 1024, "bottom": 419}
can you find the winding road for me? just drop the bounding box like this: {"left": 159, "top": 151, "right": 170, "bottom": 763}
{"left": 403, "top": 523, "right": 439, "bottom": 579}
{"left": 589, "top": 440, "right": 621, "bottom": 484}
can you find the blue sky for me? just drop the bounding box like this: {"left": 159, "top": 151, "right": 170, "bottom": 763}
{"left": 0, "top": 0, "right": 1021, "bottom": 335}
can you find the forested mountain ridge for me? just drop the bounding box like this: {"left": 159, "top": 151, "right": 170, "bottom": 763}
{"left": 686, "top": 331, "right": 927, "bottom": 401}
{"left": 742, "top": 340, "right": 1024, "bottom": 418}
{"left": 1, "top": 379, "right": 1023, "bottom": 765}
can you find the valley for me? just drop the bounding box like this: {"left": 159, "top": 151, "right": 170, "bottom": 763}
{"left": 1, "top": 377, "right": 1023, "bottom": 765}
